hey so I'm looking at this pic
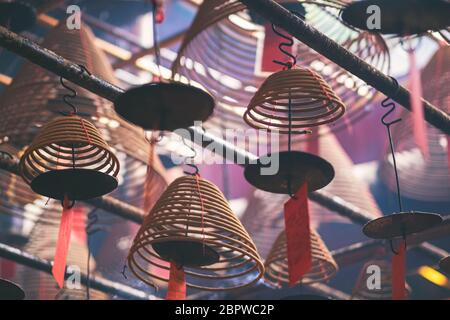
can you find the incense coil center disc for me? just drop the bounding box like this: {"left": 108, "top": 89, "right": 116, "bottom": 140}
{"left": 244, "top": 151, "right": 335, "bottom": 194}
{"left": 0, "top": 279, "right": 25, "bottom": 300}
{"left": 362, "top": 211, "right": 443, "bottom": 239}
{"left": 114, "top": 82, "right": 215, "bottom": 131}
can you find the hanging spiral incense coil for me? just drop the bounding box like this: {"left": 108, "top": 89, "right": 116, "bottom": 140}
{"left": 19, "top": 116, "right": 120, "bottom": 200}
{"left": 171, "top": 0, "right": 389, "bottom": 141}
{"left": 244, "top": 68, "right": 346, "bottom": 133}
{"left": 379, "top": 46, "right": 450, "bottom": 202}
{"left": 264, "top": 229, "right": 338, "bottom": 286}
{"left": 128, "top": 175, "right": 264, "bottom": 291}
{"left": 240, "top": 131, "right": 384, "bottom": 258}
{"left": 351, "top": 259, "right": 411, "bottom": 300}
{"left": 12, "top": 209, "right": 109, "bottom": 300}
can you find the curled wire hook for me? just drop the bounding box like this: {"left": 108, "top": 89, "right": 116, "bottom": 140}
{"left": 381, "top": 77, "right": 407, "bottom": 255}
{"left": 59, "top": 64, "right": 92, "bottom": 116}
{"left": 145, "top": 131, "right": 164, "bottom": 144}
{"left": 182, "top": 137, "right": 199, "bottom": 176}
{"left": 381, "top": 78, "right": 402, "bottom": 128}
{"left": 60, "top": 76, "right": 77, "bottom": 116}
{"left": 271, "top": 24, "right": 296, "bottom": 69}
{"left": 60, "top": 198, "right": 75, "bottom": 209}
{"left": 271, "top": 10, "right": 305, "bottom": 69}
{"left": 389, "top": 237, "right": 407, "bottom": 256}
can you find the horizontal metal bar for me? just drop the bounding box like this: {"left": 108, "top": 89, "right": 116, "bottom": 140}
{"left": 0, "top": 242, "right": 153, "bottom": 300}
{"left": 0, "top": 26, "right": 448, "bottom": 264}
{"left": 0, "top": 25, "right": 382, "bottom": 228}
{"left": 238, "top": 0, "right": 450, "bottom": 135}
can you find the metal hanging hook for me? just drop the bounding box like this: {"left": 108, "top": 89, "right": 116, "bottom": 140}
{"left": 59, "top": 64, "right": 92, "bottom": 116}
{"left": 381, "top": 77, "right": 408, "bottom": 255}
{"left": 271, "top": 10, "right": 305, "bottom": 69}
{"left": 59, "top": 76, "right": 77, "bottom": 115}
{"left": 182, "top": 136, "right": 199, "bottom": 176}
{"left": 145, "top": 131, "right": 164, "bottom": 144}
{"left": 380, "top": 77, "right": 403, "bottom": 213}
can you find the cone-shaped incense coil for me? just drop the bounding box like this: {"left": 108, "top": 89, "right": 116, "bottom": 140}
{"left": 19, "top": 116, "right": 119, "bottom": 200}
{"left": 264, "top": 229, "right": 338, "bottom": 286}
{"left": 171, "top": 0, "right": 387, "bottom": 138}
{"left": 351, "top": 260, "right": 411, "bottom": 300}
{"left": 244, "top": 68, "right": 345, "bottom": 133}
{"left": 12, "top": 209, "right": 109, "bottom": 300}
{"left": 128, "top": 175, "right": 264, "bottom": 291}
{"left": 380, "top": 46, "right": 450, "bottom": 202}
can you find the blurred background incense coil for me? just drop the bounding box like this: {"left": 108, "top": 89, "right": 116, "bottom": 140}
{"left": 379, "top": 46, "right": 450, "bottom": 203}
{"left": 351, "top": 259, "right": 411, "bottom": 300}
{"left": 10, "top": 206, "right": 110, "bottom": 299}
{"left": 171, "top": 0, "right": 390, "bottom": 148}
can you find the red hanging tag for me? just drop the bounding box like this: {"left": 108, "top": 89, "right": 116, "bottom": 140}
{"left": 259, "top": 23, "right": 293, "bottom": 73}
{"left": 391, "top": 240, "right": 406, "bottom": 300}
{"left": 284, "top": 183, "right": 311, "bottom": 286}
{"left": 166, "top": 262, "right": 186, "bottom": 300}
{"left": 52, "top": 194, "right": 74, "bottom": 288}
{"left": 408, "top": 50, "right": 429, "bottom": 158}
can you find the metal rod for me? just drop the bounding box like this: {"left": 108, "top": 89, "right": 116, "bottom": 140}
{"left": 1, "top": 155, "right": 448, "bottom": 262}
{"left": 0, "top": 242, "right": 153, "bottom": 300}
{"left": 0, "top": 26, "right": 381, "bottom": 225}
{"left": 0, "top": 26, "right": 448, "bottom": 261}
{"left": 238, "top": 0, "right": 450, "bottom": 135}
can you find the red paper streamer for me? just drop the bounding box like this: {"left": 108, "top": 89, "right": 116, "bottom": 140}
{"left": 284, "top": 183, "right": 311, "bottom": 287}
{"left": 391, "top": 240, "right": 406, "bottom": 300}
{"left": 52, "top": 194, "right": 74, "bottom": 288}
{"left": 408, "top": 50, "right": 429, "bottom": 158}
{"left": 260, "top": 23, "right": 293, "bottom": 73}
{"left": 166, "top": 262, "right": 186, "bottom": 300}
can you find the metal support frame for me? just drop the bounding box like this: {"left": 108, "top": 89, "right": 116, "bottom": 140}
{"left": 238, "top": 0, "right": 450, "bottom": 135}
{"left": 0, "top": 243, "right": 153, "bottom": 300}
{"left": 0, "top": 21, "right": 449, "bottom": 297}
{"left": 0, "top": 25, "right": 392, "bottom": 231}
{"left": 0, "top": 25, "right": 448, "bottom": 256}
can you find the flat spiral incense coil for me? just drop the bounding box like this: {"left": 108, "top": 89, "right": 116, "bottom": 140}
{"left": 264, "top": 229, "right": 338, "bottom": 286}
{"left": 244, "top": 68, "right": 346, "bottom": 133}
{"left": 128, "top": 175, "right": 264, "bottom": 291}
{"left": 362, "top": 211, "right": 442, "bottom": 240}
{"left": 19, "top": 116, "right": 119, "bottom": 200}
